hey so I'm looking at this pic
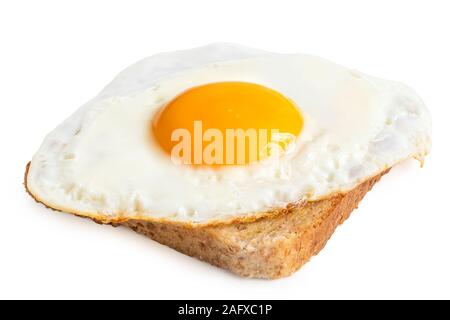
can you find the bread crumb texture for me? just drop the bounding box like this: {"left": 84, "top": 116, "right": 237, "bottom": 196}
{"left": 124, "top": 170, "right": 388, "bottom": 279}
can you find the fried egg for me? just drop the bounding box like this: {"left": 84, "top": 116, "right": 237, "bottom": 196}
{"left": 27, "top": 43, "right": 431, "bottom": 223}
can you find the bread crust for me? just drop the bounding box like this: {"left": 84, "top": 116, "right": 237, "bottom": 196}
{"left": 24, "top": 162, "right": 388, "bottom": 278}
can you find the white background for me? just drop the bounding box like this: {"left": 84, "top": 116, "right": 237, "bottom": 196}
{"left": 1, "top": 0, "right": 449, "bottom": 300}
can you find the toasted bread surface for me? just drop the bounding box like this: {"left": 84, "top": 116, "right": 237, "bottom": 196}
{"left": 25, "top": 162, "right": 388, "bottom": 278}
{"left": 124, "top": 170, "right": 387, "bottom": 278}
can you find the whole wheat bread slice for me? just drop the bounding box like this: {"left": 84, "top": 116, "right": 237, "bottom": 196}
{"left": 25, "top": 162, "right": 388, "bottom": 279}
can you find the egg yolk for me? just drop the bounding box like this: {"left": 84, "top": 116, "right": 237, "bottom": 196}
{"left": 152, "top": 82, "right": 303, "bottom": 166}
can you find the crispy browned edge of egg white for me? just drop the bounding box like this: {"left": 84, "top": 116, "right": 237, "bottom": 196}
{"left": 24, "top": 161, "right": 393, "bottom": 228}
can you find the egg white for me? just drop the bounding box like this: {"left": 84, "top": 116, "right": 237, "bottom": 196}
{"left": 27, "top": 43, "right": 431, "bottom": 223}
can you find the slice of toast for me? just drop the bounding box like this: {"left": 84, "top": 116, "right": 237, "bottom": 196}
{"left": 25, "top": 163, "right": 388, "bottom": 279}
